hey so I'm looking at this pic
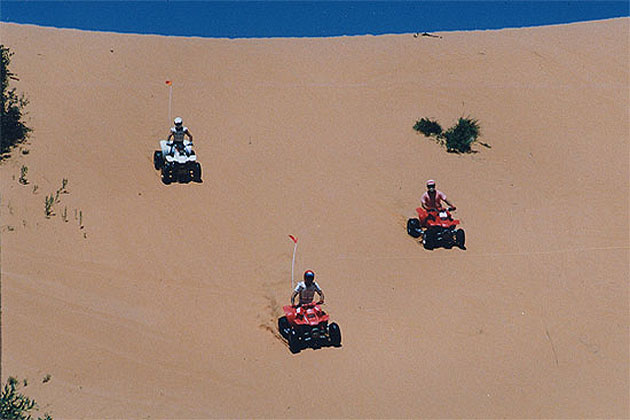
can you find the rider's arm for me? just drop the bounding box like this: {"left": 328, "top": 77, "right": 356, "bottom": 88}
{"left": 314, "top": 282, "right": 324, "bottom": 304}
{"left": 442, "top": 193, "right": 454, "bottom": 209}
{"left": 316, "top": 289, "right": 325, "bottom": 304}
{"left": 185, "top": 129, "right": 193, "bottom": 142}
{"left": 167, "top": 132, "right": 173, "bottom": 142}
{"left": 421, "top": 196, "right": 431, "bottom": 210}
{"left": 290, "top": 290, "right": 299, "bottom": 306}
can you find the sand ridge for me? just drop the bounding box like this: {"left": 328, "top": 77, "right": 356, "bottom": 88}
{"left": 0, "top": 18, "right": 628, "bottom": 418}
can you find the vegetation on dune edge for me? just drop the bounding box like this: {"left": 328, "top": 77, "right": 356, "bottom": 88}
{"left": 1, "top": 44, "right": 31, "bottom": 160}
{"left": 0, "top": 376, "right": 52, "bottom": 420}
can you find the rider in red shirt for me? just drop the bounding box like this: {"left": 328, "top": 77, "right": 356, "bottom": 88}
{"left": 418, "top": 179, "right": 456, "bottom": 226}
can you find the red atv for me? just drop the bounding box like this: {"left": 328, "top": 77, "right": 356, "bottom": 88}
{"left": 278, "top": 302, "right": 342, "bottom": 353}
{"left": 407, "top": 207, "right": 466, "bottom": 250}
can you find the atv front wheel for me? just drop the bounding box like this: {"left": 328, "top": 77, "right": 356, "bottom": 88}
{"left": 278, "top": 316, "right": 290, "bottom": 340}
{"left": 407, "top": 218, "right": 422, "bottom": 238}
{"left": 153, "top": 151, "right": 164, "bottom": 170}
{"left": 329, "top": 322, "right": 342, "bottom": 347}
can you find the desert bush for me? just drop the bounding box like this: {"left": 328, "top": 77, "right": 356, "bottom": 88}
{"left": 0, "top": 376, "right": 52, "bottom": 420}
{"left": 413, "top": 117, "right": 443, "bottom": 137}
{"left": 443, "top": 117, "right": 480, "bottom": 153}
{"left": 414, "top": 115, "right": 482, "bottom": 153}
{"left": 1, "top": 45, "right": 31, "bottom": 159}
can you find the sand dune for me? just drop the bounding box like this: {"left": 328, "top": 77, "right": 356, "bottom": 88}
{"left": 0, "top": 19, "right": 628, "bottom": 418}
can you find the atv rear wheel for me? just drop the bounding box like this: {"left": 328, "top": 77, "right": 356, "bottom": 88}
{"left": 178, "top": 166, "right": 192, "bottom": 183}
{"left": 329, "top": 322, "right": 342, "bottom": 347}
{"left": 161, "top": 166, "right": 174, "bottom": 185}
{"left": 407, "top": 218, "right": 422, "bottom": 238}
{"left": 455, "top": 229, "right": 466, "bottom": 249}
{"left": 278, "top": 316, "right": 290, "bottom": 340}
{"left": 423, "top": 229, "right": 437, "bottom": 250}
{"left": 288, "top": 329, "right": 301, "bottom": 354}
{"left": 192, "top": 162, "right": 202, "bottom": 182}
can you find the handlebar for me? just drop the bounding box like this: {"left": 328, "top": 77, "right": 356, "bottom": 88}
{"left": 292, "top": 301, "right": 324, "bottom": 308}
{"left": 427, "top": 207, "right": 456, "bottom": 213}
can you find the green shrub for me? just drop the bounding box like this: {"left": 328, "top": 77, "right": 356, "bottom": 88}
{"left": 414, "top": 115, "right": 482, "bottom": 153}
{"left": 0, "top": 376, "right": 52, "bottom": 420}
{"left": 1, "top": 45, "right": 31, "bottom": 159}
{"left": 443, "top": 117, "right": 480, "bottom": 153}
{"left": 413, "top": 118, "right": 443, "bottom": 137}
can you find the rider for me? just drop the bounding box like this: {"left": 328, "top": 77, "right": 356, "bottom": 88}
{"left": 418, "top": 179, "right": 456, "bottom": 226}
{"left": 291, "top": 270, "right": 325, "bottom": 307}
{"left": 167, "top": 117, "right": 193, "bottom": 155}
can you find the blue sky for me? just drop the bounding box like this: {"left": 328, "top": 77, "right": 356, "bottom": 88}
{"left": 1, "top": 1, "right": 628, "bottom": 38}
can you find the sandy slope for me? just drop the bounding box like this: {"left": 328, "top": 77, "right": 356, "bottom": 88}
{"left": 0, "top": 19, "right": 628, "bottom": 418}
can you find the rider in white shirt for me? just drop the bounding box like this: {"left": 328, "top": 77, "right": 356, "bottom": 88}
{"left": 291, "top": 270, "right": 325, "bottom": 307}
{"left": 167, "top": 117, "right": 193, "bottom": 155}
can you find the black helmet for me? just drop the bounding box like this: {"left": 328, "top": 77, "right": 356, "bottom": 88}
{"left": 304, "top": 270, "right": 315, "bottom": 282}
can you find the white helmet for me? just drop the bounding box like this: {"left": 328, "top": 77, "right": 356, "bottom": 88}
{"left": 173, "top": 117, "right": 183, "bottom": 125}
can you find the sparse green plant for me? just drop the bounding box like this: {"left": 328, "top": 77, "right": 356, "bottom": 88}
{"left": 414, "top": 115, "right": 483, "bottom": 153}
{"left": 1, "top": 45, "right": 31, "bottom": 159}
{"left": 443, "top": 117, "right": 480, "bottom": 153}
{"left": 60, "top": 178, "right": 68, "bottom": 194}
{"left": 42, "top": 375, "right": 51, "bottom": 384}
{"left": 413, "top": 117, "right": 443, "bottom": 137}
{"left": 79, "top": 210, "right": 83, "bottom": 228}
{"left": 62, "top": 206, "right": 68, "bottom": 222}
{"left": 0, "top": 376, "right": 52, "bottom": 420}
{"left": 18, "top": 165, "right": 28, "bottom": 185}
{"left": 44, "top": 195, "right": 54, "bottom": 218}
{"left": 32, "top": 184, "right": 38, "bottom": 194}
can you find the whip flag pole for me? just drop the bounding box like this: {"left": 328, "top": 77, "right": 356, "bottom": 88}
{"left": 289, "top": 235, "right": 298, "bottom": 291}
{"left": 165, "top": 80, "right": 173, "bottom": 123}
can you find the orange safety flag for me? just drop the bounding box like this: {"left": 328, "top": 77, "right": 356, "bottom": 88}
{"left": 165, "top": 80, "right": 172, "bottom": 85}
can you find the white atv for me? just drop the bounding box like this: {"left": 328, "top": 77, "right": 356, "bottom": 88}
{"left": 153, "top": 139, "right": 202, "bottom": 184}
